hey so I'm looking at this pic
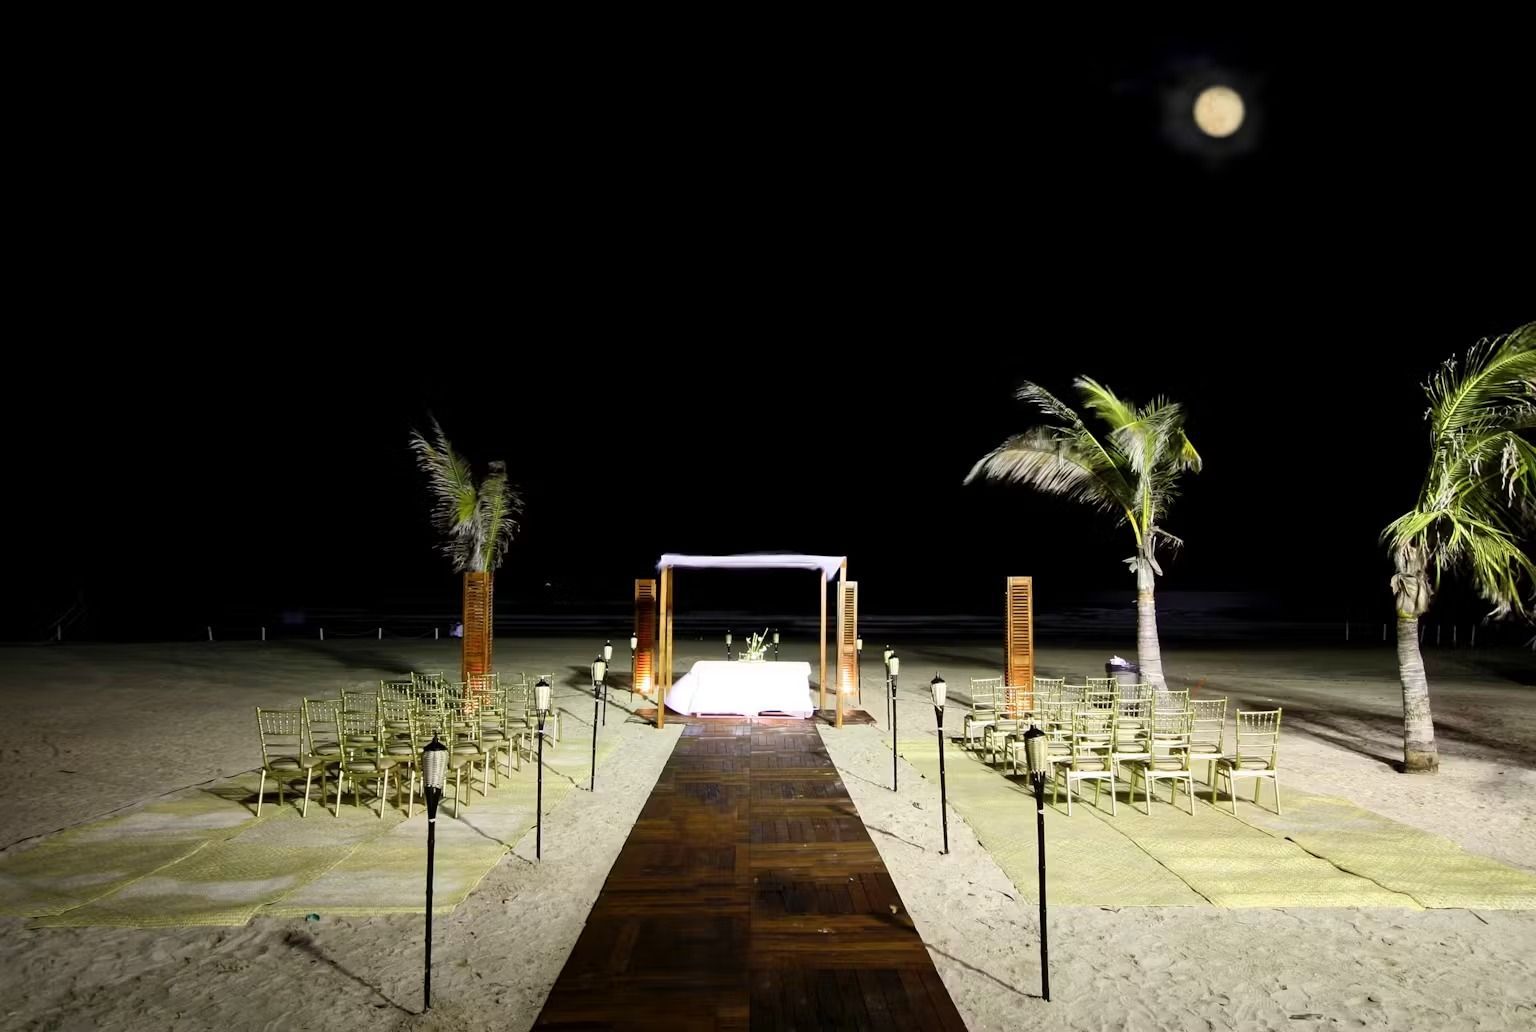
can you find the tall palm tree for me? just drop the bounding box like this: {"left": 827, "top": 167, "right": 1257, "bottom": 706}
{"left": 410, "top": 418, "right": 523, "bottom": 682}
{"left": 1383, "top": 322, "right": 1536, "bottom": 773}
{"left": 966, "top": 379, "right": 1202, "bottom": 690}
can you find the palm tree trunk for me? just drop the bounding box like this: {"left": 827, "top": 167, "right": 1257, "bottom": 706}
{"left": 1396, "top": 614, "right": 1438, "bottom": 772}
{"left": 1134, "top": 556, "right": 1167, "bottom": 690}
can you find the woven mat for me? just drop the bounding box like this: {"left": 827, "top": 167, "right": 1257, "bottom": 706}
{"left": 1078, "top": 781, "right": 1417, "bottom": 908}
{"left": 898, "top": 739, "right": 1203, "bottom": 906}
{"left": 32, "top": 784, "right": 406, "bottom": 927}
{"left": 1231, "top": 791, "right": 1536, "bottom": 910}
{"left": 0, "top": 779, "right": 265, "bottom": 917}
{"left": 13, "top": 720, "right": 624, "bottom": 928}
{"left": 267, "top": 725, "right": 623, "bottom": 917}
{"left": 901, "top": 739, "right": 1418, "bottom": 909}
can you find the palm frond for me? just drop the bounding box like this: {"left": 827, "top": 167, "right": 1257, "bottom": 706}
{"left": 1387, "top": 322, "right": 1536, "bottom": 619}
{"left": 1073, "top": 377, "right": 1139, "bottom": 431}
{"left": 477, "top": 462, "right": 524, "bottom": 572}
{"left": 970, "top": 378, "right": 1201, "bottom": 560}
{"left": 965, "top": 427, "right": 1127, "bottom": 514}
{"left": 411, "top": 419, "right": 522, "bottom": 574}
{"left": 1426, "top": 323, "right": 1536, "bottom": 437}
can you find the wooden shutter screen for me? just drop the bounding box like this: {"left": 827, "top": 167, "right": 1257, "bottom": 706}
{"left": 462, "top": 571, "right": 493, "bottom": 683}
{"left": 1005, "top": 576, "right": 1034, "bottom": 713}
{"left": 837, "top": 580, "right": 858, "bottom": 699}
{"left": 634, "top": 578, "right": 657, "bottom": 698}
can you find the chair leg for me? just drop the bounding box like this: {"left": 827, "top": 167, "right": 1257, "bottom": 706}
{"left": 407, "top": 770, "right": 417, "bottom": 819}
{"left": 256, "top": 770, "right": 267, "bottom": 818}
{"left": 302, "top": 770, "right": 313, "bottom": 818}
{"left": 1231, "top": 775, "right": 1240, "bottom": 816}
{"left": 1272, "top": 775, "right": 1281, "bottom": 815}
{"left": 1185, "top": 775, "right": 1195, "bottom": 815}
{"left": 1108, "top": 772, "right": 1117, "bottom": 816}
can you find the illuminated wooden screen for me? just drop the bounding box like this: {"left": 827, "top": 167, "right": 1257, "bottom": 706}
{"left": 634, "top": 578, "right": 656, "bottom": 699}
{"left": 1005, "top": 575, "right": 1034, "bottom": 715}
{"left": 462, "top": 571, "right": 493, "bottom": 683}
{"left": 836, "top": 580, "right": 858, "bottom": 725}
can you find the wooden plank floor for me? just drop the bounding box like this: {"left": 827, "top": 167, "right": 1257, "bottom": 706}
{"left": 535, "top": 720, "right": 965, "bottom": 1031}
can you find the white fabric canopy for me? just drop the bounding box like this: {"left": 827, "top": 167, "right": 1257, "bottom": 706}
{"left": 665, "top": 660, "right": 815, "bottom": 718}
{"left": 657, "top": 553, "right": 846, "bottom": 581}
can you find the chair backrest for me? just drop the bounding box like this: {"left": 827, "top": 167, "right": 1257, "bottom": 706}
{"left": 1119, "top": 682, "right": 1153, "bottom": 702}
{"left": 411, "top": 671, "right": 445, "bottom": 710}
{"left": 1069, "top": 711, "right": 1115, "bottom": 767}
{"left": 1112, "top": 702, "right": 1152, "bottom": 754}
{"left": 1234, "top": 709, "right": 1282, "bottom": 769}
{"left": 379, "top": 693, "right": 415, "bottom": 727}
{"left": 1032, "top": 676, "right": 1065, "bottom": 693}
{"left": 1000, "top": 684, "right": 1033, "bottom": 719}
{"left": 1038, "top": 699, "right": 1078, "bottom": 733}
{"left": 342, "top": 688, "right": 379, "bottom": 714}
{"left": 302, "top": 698, "right": 342, "bottom": 754}
{"left": 1150, "top": 709, "right": 1193, "bottom": 765}
{"left": 1115, "top": 697, "right": 1151, "bottom": 723}
{"left": 1153, "top": 689, "right": 1190, "bottom": 712}
{"left": 257, "top": 708, "right": 305, "bottom": 762}
{"left": 969, "top": 676, "right": 1002, "bottom": 712}
{"left": 1082, "top": 689, "right": 1117, "bottom": 712}
{"left": 380, "top": 678, "right": 414, "bottom": 700}
{"left": 1058, "top": 684, "right": 1085, "bottom": 703}
{"left": 1189, "top": 697, "right": 1227, "bottom": 750}
{"left": 1086, "top": 676, "right": 1117, "bottom": 692}
{"left": 337, "top": 708, "right": 385, "bottom": 765}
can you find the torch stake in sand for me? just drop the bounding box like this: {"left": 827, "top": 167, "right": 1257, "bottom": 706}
{"left": 534, "top": 677, "right": 551, "bottom": 860}
{"left": 590, "top": 656, "right": 606, "bottom": 791}
{"left": 888, "top": 655, "right": 900, "bottom": 792}
{"left": 1022, "top": 723, "right": 1051, "bottom": 1002}
{"left": 420, "top": 733, "right": 448, "bottom": 1011}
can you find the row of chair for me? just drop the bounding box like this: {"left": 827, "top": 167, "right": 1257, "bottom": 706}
{"left": 963, "top": 675, "right": 1282, "bottom": 815}
{"left": 254, "top": 670, "right": 561, "bottom": 818}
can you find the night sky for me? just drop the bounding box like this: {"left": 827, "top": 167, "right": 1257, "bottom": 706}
{"left": 8, "top": 25, "right": 1531, "bottom": 639}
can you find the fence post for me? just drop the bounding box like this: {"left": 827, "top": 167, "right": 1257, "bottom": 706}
{"left": 207, "top": 626, "right": 213, "bottom": 642}
{"left": 261, "top": 626, "right": 267, "bottom": 642}
{"left": 320, "top": 627, "right": 325, "bottom": 641}
{"left": 378, "top": 627, "right": 383, "bottom": 640}
{"left": 434, "top": 627, "right": 439, "bottom": 640}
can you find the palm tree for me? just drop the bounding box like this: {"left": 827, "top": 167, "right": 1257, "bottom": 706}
{"left": 966, "top": 378, "right": 1202, "bottom": 690}
{"left": 410, "top": 418, "right": 523, "bottom": 683}
{"left": 1383, "top": 322, "right": 1536, "bottom": 773}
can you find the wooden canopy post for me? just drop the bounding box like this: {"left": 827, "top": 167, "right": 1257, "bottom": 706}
{"left": 818, "top": 572, "right": 828, "bottom": 713}
{"left": 657, "top": 567, "right": 672, "bottom": 729}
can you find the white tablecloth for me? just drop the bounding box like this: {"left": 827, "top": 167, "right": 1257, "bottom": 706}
{"left": 665, "top": 660, "right": 815, "bottom": 717}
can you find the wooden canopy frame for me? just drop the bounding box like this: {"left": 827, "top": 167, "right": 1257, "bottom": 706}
{"left": 649, "top": 555, "right": 853, "bottom": 730}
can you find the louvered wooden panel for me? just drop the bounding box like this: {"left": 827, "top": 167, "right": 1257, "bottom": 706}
{"left": 634, "top": 578, "right": 657, "bottom": 698}
{"left": 837, "top": 580, "right": 858, "bottom": 701}
{"left": 461, "top": 571, "right": 493, "bottom": 683}
{"left": 1005, "top": 576, "right": 1033, "bottom": 699}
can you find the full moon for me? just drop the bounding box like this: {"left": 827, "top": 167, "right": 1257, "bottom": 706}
{"left": 1193, "top": 85, "right": 1245, "bottom": 138}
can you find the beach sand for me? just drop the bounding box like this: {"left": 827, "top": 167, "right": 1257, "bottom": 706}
{"left": 1, "top": 638, "right": 1532, "bottom": 1030}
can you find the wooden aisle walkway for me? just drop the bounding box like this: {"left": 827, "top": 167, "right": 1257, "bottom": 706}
{"left": 535, "top": 719, "right": 966, "bottom": 1031}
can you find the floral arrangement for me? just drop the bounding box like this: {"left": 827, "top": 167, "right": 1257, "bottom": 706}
{"left": 741, "top": 628, "right": 770, "bottom": 662}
